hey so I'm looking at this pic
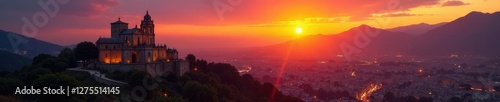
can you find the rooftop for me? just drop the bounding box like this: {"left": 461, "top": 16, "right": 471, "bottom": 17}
{"left": 97, "top": 38, "right": 125, "bottom": 44}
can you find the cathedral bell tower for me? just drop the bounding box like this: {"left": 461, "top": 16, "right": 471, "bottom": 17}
{"left": 141, "top": 11, "right": 155, "bottom": 45}
{"left": 111, "top": 17, "right": 128, "bottom": 38}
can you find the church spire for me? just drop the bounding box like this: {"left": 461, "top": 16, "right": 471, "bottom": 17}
{"left": 143, "top": 11, "right": 151, "bottom": 21}
{"left": 141, "top": 10, "right": 154, "bottom": 35}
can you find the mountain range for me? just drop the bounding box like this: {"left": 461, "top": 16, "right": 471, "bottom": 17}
{"left": 388, "top": 22, "right": 447, "bottom": 35}
{"left": 411, "top": 11, "right": 500, "bottom": 56}
{"left": 0, "top": 30, "right": 64, "bottom": 58}
{"left": 0, "top": 50, "right": 31, "bottom": 71}
{"left": 0, "top": 30, "right": 64, "bottom": 70}
{"left": 235, "top": 11, "right": 500, "bottom": 60}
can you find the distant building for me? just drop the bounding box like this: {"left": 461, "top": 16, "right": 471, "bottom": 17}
{"left": 95, "top": 11, "right": 188, "bottom": 76}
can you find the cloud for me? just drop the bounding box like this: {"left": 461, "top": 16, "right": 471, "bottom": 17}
{"left": 0, "top": 0, "right": 450, "bottom": 36}
{"left": 441, "top": 1, "right": 470, "bottom": 7}
{"left": 380, "top": 13, "right": 431, "bottom": 17}
{"left": 0, "top": 0, "right": 446, "bottom": 29}
{"left": 111, "top": 0, "right": 444, "bottom": 26}
{"left": 0, "top": 0, "right": 119, "bottom": 17}
{"left": 246, "top": 17, "right": 352, "bottom": 27}
{"left": 0, "top": 0, "right": 120, "bottom": 38}
{"left": 212, "top": 0, "right": 442, "bottom": 25}
{"left": 60, "top": 0, "right": 120, "bottom": 16}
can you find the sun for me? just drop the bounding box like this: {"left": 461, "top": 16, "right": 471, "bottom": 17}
{"left": 295, "top": 27, "right": 303, "bottom": 34}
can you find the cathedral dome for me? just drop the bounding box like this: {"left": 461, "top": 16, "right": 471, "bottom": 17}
{"left": 144, "top": 11, "right": 151, "bottom": 20}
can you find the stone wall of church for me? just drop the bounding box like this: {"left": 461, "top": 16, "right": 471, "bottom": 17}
{"left": 98, "top": 43, "right": 123, "bottom": 64}
{"left": 99, "top": 50, "right": 122, "bottom": 64}
{"left": 174, "top": 61, "right": 189, "bottom": 76}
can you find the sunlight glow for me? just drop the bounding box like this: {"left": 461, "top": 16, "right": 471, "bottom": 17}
{"left": 295, "top": 27, "right": 303, "bottom": 34}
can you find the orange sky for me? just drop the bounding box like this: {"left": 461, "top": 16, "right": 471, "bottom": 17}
{"left": 1, "top": 0, "right": 499, "bottom": 49}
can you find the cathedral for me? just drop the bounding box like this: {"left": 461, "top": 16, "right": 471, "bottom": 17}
{"left": 95, "top": 11, "right": 188, "bottom": 76}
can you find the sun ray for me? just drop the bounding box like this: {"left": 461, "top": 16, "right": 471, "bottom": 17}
{"left": 269, "top": 40, "right": 295, "bottom": 101}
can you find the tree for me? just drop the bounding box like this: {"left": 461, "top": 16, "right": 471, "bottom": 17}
{"left": 32, "top": 54, "right": 56, "bottom": 65}
{"left": 52, "top": 62, "right": 69, "bottom": 72}
{"left": 30, "top": 73, "right": 83, "bottom": 101}
{"left": 185, "top": 54, "right": 196, "bottom": 63}
{"left": 73, "top": 41, "right": 98, "bottom": 68}
{"left": 182, "top": 81, "right": 218, "bottom": 102}
{"left": 123, "top": 70, "right": 150, "bottom": 86}
{"left": 161, "top": 72, "right": 179, "bottom": 83}
{"left": 17, "top": 66, "right": 52, "bottom": 85}
{"left": 34, "top": 57, "right": 68, "bottom": 73}
{"left": 0, "top": 78, "right": 24, "bottom": 95}
{"left": 0, "top": 71, "right": 9, "bottom": 77}
{"left": 58, "top": 48, "right": 77, "bottom": 67}
{"left": 196, "top": 59, "right": 208, "bottom": 72}
{"left": 185, "top": 54, "right": 196, "bottom": 69}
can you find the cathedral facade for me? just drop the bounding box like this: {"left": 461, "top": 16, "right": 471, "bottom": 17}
{"left": 95, "top": 11, "right": 188, "bottom": 76}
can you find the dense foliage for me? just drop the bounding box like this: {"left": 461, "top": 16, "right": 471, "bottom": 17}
{"left": 0, "top": 41, "right": 303, "bottom": 101}
{"left": 0, "top": 50, "right": 31, "bottom": 71}
{"left": 73, "top": 41, "right": 98, "bottom": 68}
{"left": 107, "top": 54, "right": 303, "bottom": 102}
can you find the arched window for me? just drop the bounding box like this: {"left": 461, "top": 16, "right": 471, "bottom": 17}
{"left": 137, "top": 37, "right": 140, "bottom": 45}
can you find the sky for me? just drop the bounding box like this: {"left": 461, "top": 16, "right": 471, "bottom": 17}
{"left": 0, "top": 0, "right": 499, "bottom": 49}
